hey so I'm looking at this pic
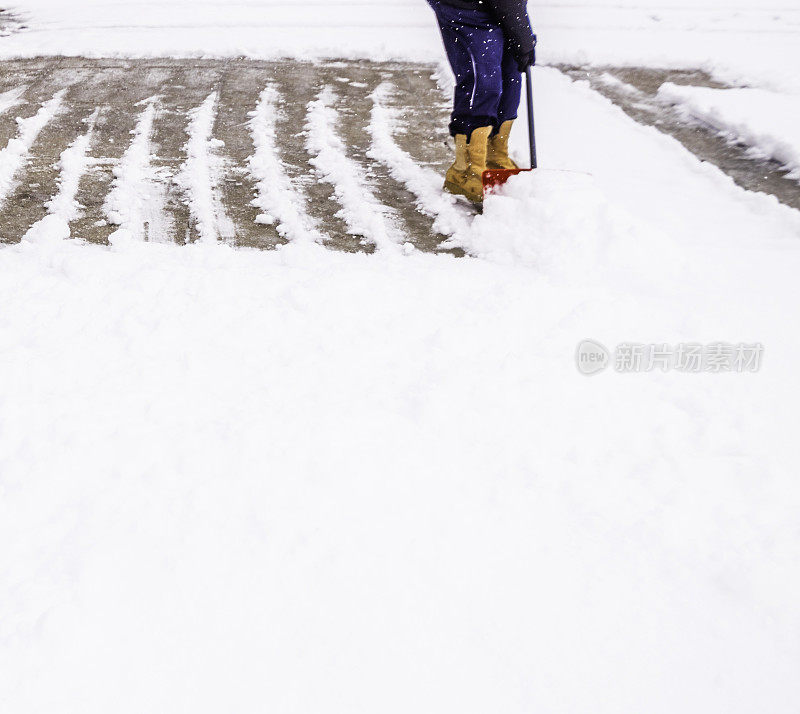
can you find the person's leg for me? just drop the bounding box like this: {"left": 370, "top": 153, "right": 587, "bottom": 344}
{"left": 487, "top": 44, "right": 524, "bottom": 169}
{"left": 427, "top": 0, "right": 504, "bottom": 201}
{"left": 427, "top": 0, "right": 505, "bottom": 137}
{"left": 497, "top": 45, "right": 523, "bottom": 127}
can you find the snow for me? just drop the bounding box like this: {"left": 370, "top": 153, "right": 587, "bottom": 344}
{"left": 3, "top": 63, "right": 800, "bottom": 712}
{"left": 3, "top": 205, "right": 800, "bottom": 714}
{"left": 659, "top": 83, "right": 800, "bottom": 179}
{"left": 369, "top": 82, "right": 472, "bottom": 238}
{"left": 305, "top": 86, "right": 402, "bottom": 250}
{"left": 103, "top": 98, "right": 172, "bottom": 243}
{"left": 2, "top": 1, "right": 800, "bottom": 92}
{"left": 0, "top": 84, "right": 26, "bottom": 115}
{"left": 2, "top": 2, "right": 800, "bottom": 713}
{"left": 178, "top": 92, "right": 234, "bottom": 244}
{"left": 46, "top": 108, "right": 99, "bottom": 222}
{"left": 22, "top": 108, "right": 99, "bottom": 245}
{"left": 0, "top": 89, "right": 64, "bottom": 205}
{"left": 505, "top": 69, "right": 800, "bottom": 265}
{"left": 248, "top": 83, "right": 326, "bottom": 243}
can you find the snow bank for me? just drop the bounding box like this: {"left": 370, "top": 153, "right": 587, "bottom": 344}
{"left": 659, "top": 83, "right": 800, "bottom": 179}
{"left": 2, "top": 1, "right": 800, "bottom": 92}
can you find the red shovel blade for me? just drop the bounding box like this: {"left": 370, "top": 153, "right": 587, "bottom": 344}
{"left": 483, "top": 168, "right": 533, "bottom": 194}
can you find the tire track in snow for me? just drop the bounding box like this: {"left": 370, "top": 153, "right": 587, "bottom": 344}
{"left": 248, "top": 83, "right": 326, "bottom": 244}
{"left": 368, "top": 82, "right": 472, "bottom": 240}
{"left": 104, "top": 98, "right": 171, "bottom": 243}
{"left": 178, "top": 91, "right": 234, "bottom": 244}
{"left": 0, "top": 90, "right": 65, "bottom": 208}
{"left": 305, "top": 85, "right": 403, "bottom": 252}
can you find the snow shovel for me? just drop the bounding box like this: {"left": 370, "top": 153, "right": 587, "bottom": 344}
{"left": 483, "top": 66, "right": 537, "bottom": 193}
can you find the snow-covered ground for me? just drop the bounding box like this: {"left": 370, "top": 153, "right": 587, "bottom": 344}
{"left": 659, "top": 83, "right": 800, "bottom": 179}
{"left": 3, "top": 0, "right": 800, "bottom": 91}
{"left": 2, "top": 3, "right": 800, "bottom": 713}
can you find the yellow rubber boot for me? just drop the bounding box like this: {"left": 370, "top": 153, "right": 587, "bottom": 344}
{"left": 487, "top": 120, "right": 519, "bottom": 170}
{"left": 443, "top": 134, "right": 468, "bottom": 196}
{"left": 461, "top": 126, "right": 493, "bottom": 203}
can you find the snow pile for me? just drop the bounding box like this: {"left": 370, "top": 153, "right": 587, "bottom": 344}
{"left": 20, "top": 212, "right": 70, "bottom": 244}
{"left": 450, "top": 170, "right": 643, "bottom": 276}
{"left": 659, "top": 83, "right": 800, "bottom": 178}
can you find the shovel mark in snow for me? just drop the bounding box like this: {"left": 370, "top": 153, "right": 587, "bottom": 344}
{"left": 368, "top": 83, "right": 472, "bottom": 239}
{"left": 47, "top": 108, "right": 100, "bottom": 223}
{"left": 104, "top": 99, "right": 171, "bottom": 243}
{"left": 248, "top": 84, "right": 326, "bottom": 244}
{"left": 178, "top": 91, "right": 234, "bottom": 244}
{"left": 0, "top": 90, "right": 65, "bottom": 208}
{"left": 0, "top": 85, "right": 26, "bottom": 117}
{"left": 305, "top": 86, "right": 402, "bottom": 251}
{"left": 21, "top": 108, "right": 101, "bottom": 243}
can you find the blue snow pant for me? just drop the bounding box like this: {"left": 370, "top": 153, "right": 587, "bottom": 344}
{"left": 427, "top": 0, "right": 522, "bottom": 138}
